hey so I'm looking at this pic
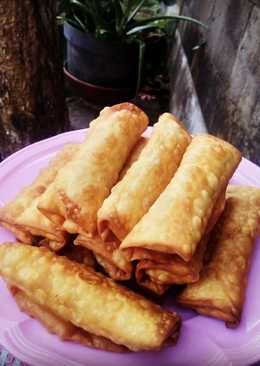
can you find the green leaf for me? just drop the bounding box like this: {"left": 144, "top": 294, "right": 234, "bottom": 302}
{"left": 59, "top": 0, "right": 87, "bottom": 13}
{"left": 126, "top": 0, "right": 146, "bottom": 24}
{"left": 64, "top": 17, "right": 84, "bottom": 30}
{"left": 90, "top": 1, "right": 114, "bottom": 33}
{"left": 69, "top": 0, "right": 87, "bottom": 10}
{"left": 72, "top": 12, "right": 87, "bottom": 31}
{"left": 192, "top": 40, "right": 206, "bottom": 51}
{"left": 57, "top": 0, "right": 71, "bottom": 13}
{"left": 126, "top": 23, "right": 159, "bottom": 36}
{"left": 57, "top": 0, "right": 206, "bottom": 40}
{"left": 113, "top": 0, "right": 124, "bottom": 34}
{"left": 134, "top": 0, "right": 161, "bottom": 20}
{"left": 134, "top": 15, "right": 207, "bottom": 29}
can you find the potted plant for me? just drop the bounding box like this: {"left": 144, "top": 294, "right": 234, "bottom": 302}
{"left": 58, "top": 0, "right": 204, "bottom": 104}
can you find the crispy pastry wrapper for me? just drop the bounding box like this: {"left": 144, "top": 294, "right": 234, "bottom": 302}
{"left": 0, "top": 243, "right": 180, "bottom": 351}
{"left": 132, "top": 190, "right": 226, "bottom": 291}
{"left": 134, "top": 239, "right": 208, "bottom": 288}
{"left": 121, "top": 134, "right": 241, "bottom": 262}
{"left": 74, "top": 136, "right": 149, "bottom": 280}
{"left": 135, "top": 271, "right": 170, "bottom": 296}
{"left": 16, "top": 199, "right": 69, "bottom": 249}
{"left": 10, "top": 286, "right": 127, "bottom": 352}
{"left": 0, "top": 144, "right": 79, "bottom": 248}
{"left": 74, "top": 235, "right": 132, "bottom": 280}
{"left": 37, "top": 238, "right": 67, "bottom": 252}
{"left": 177, "top": 185, "right": 260, "bottom": 327}
{"left": 38, "top": 103, "right": 148, "bottom": 236}
{"left": 119, "top": 136, "right": 148, "bottom": 180}
{"left": 98, "top": 113, "right": 191, "bottom": 241}
{"left": 1, "top": 222, "right": 35, "bottom": 244}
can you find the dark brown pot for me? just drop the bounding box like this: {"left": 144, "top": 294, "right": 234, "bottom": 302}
{"left": 64, "top": 22, "right": 139, "bottom": 89}
{"left": 64, "top": 66, "right": 135, "bottom": 106}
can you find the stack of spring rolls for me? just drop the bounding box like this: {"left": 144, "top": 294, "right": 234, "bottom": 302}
{"left": 0, "top": 102, "right": 259, "bottom": 354}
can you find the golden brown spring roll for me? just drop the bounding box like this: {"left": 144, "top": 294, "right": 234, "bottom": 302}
{"left": 38, "top": 103, "right": 148, "bottom": 236}
{"left": 134, "top": 189, "right": 226, "bottom": 291}
{"left": 135, "top": 271, "right": 170, "bottom": 296}
{"left": 121, "top": 135, "right": 241, "bottom": 262}
{"left": 1, "top": 222, "right": 35, "bottom": 244}
{"left": 0, "top": 243, "right": 181, "bottom": 351}
{"left": 177, "top": 185, "right": 260, "bottom": 327}
{"left": 0, "top": 144, "right": 79, "bottom": 248}
{"left": 74, "top": 137, "right": 149, "bottom": 280}
{"left": 15, "top": 200, "right": 69, "bottom": 250}
{"left": 134, "top": 240, "right": 207, "bottom": 288}
{"left": 37, "top": 238, "right": 67, "bottom": 252}
{"left": 10, "top": 286, "right": 127, "bottom": 352}
{"left": 119, "top": 136, "right": 148, "bottom": 180}
{"left": 98, "top": 113, "right": 191, "bottom": 242}
{"left": 74, "top": 235, "right": 132, "bottom": 280}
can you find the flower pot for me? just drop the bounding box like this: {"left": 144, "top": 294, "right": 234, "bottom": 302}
{"left": 64, "top": 22, "right": 139, "bottom": 89}
{"left": 64, "top": 65, "right": 135, "bottom": 106}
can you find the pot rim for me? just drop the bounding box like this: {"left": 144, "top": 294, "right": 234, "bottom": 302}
{"left": 64, "top": 64, "right": 134, "bottom": 92}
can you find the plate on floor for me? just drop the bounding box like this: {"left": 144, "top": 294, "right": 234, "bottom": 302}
{"left": 0, "top": 128, "right": 260, "bottom": 366}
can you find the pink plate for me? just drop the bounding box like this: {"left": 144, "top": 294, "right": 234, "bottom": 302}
{"left": 0, "top": 128, "right": 260, "bottom": 366}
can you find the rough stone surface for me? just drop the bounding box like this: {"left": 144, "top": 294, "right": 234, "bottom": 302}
{"left": 169, "top": 32, "right": 207, "bottom": 134}
{"left": 178, "top": 0, "right": 260, "bottom": 165}
{"left": 67, "top": 92, "right": 170, "bottom": 130}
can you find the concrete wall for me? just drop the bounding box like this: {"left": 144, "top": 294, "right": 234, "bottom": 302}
{"left": 178, "top": 0, "right": 260, "bottom": 165}
{"left": 168, "top": 31, "right": 207, "bottom": 134}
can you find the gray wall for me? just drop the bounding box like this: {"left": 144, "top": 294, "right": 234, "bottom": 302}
{"left": 178, "top": 0, "right": 260, "bottom": 165}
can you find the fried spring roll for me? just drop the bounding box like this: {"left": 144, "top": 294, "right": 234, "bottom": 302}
{"left": 0, "top": 243, "right": 180, "bottom": 351}
{"left": 121, "top": 135, "right": 241, "bottom": 262}
{"left": 74, "top": 235, "right": 132, "bottom": 280}
{"left": 74, "top": 138, "right": 149, "bottom": 280}
{"left": 37, "top": 238, "right": 67, "bottom": 252}
{"left": 73, "top": 136, "right": 150, "bottom": 280}
{"left": 10, "top": 287, "right": 127, "bottom": 352}
{"left": 177, "top": 185, "right": 260, "bottom": 327}
{"left": 119, "top": 136, "right": 148, "bottom": 180}
{"left": 133, "top": 190, "right": 226, "bottom": 291}
{"left": 98, "top": 113, "right": 191, "bottom": 242}
{"left": 38, "top": 103, "right": 148, "bottom": 236}
{"left": 15, "top": 199, "right": 69, "bottom": 249}
{"left": 134, "top": 239, "right": 208, "bottom": 287}
{"left": 0, "top": 144, "right": 79, "bottom": 248}
{"left": 1, "top": 222, "right": 34, "bottom": 244}
{"left": 135, "top": 272, "right": 170, "bottom": 296}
